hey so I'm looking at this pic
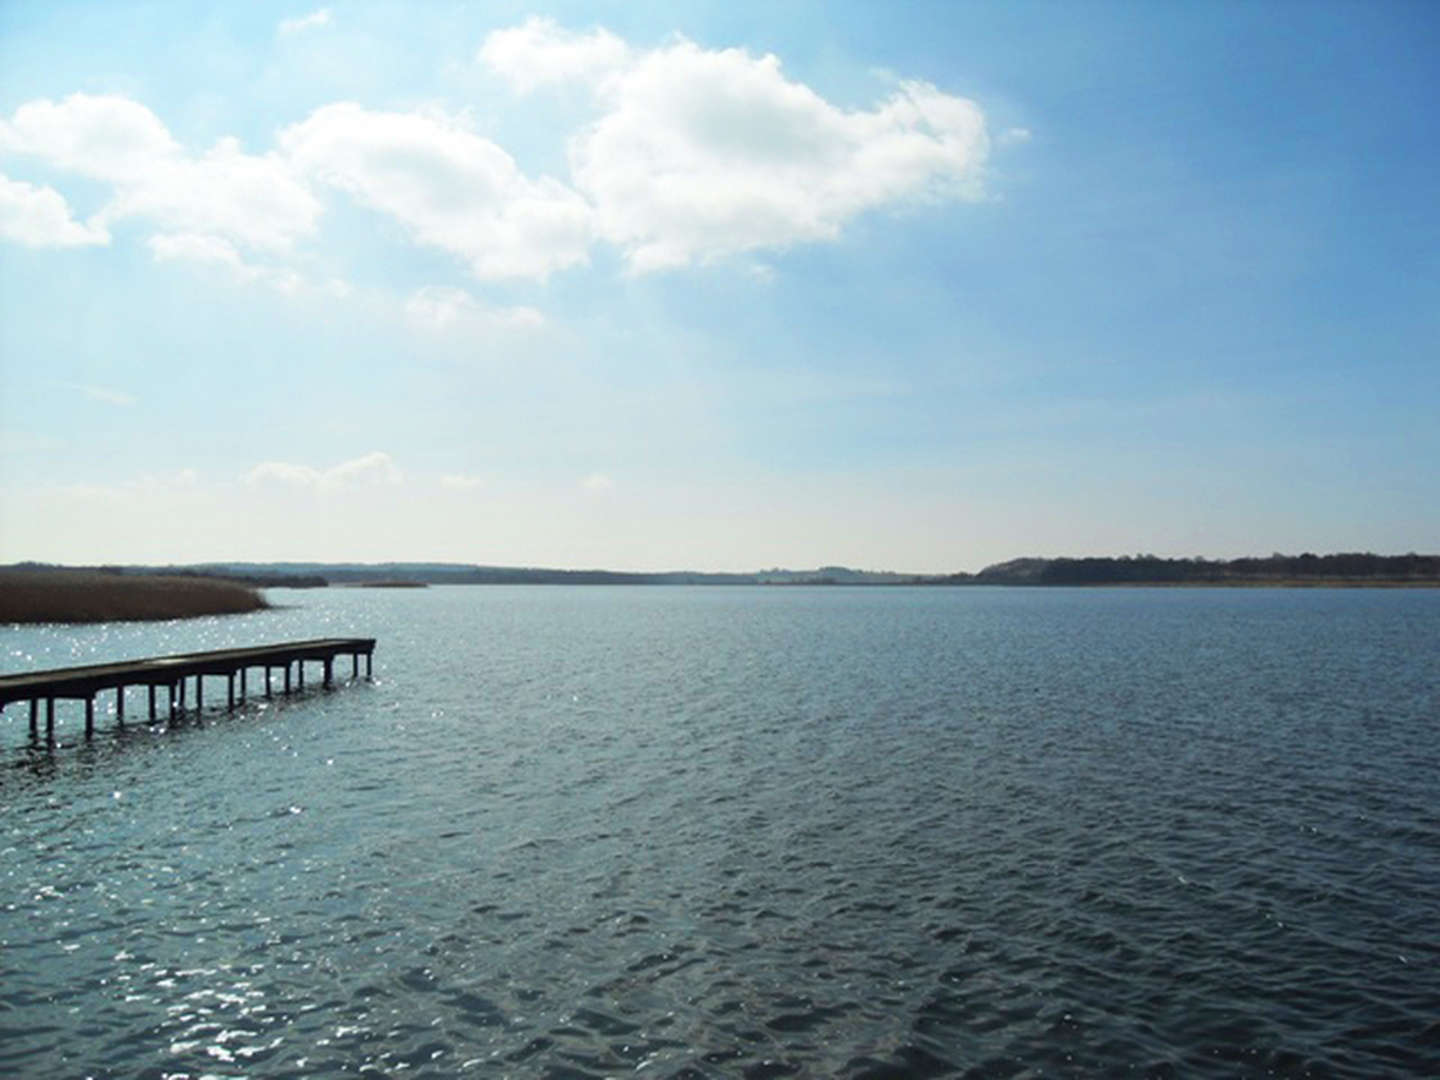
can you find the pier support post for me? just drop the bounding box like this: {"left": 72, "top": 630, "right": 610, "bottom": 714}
{"left": 1, "top": 642, "right": 376, "bottom": 737}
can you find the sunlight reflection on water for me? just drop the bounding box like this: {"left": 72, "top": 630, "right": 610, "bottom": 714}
{"left": 2, "top": 586, "right": 1438, "bottom": 1076}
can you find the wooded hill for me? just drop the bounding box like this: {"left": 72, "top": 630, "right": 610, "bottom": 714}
{"left": 959, "top": 552, "right": 1440, "bottom": 585}
{"left": 5, "top": 552, "right": 1436, "bottom": 590}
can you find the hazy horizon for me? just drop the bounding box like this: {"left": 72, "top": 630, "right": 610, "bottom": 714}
{"left": 3, "top": 3, "right": 1436, "bottom": 571}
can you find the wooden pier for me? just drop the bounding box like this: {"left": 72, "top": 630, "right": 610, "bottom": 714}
{"left": 0, "top": 638, "right": 375, "bottom": 740}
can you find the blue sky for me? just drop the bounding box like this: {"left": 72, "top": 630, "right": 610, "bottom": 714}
{"left": 1, "top": 1, "right": 1436, "bottom": 571}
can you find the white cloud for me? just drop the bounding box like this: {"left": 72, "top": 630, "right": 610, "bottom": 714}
{"left": 2, "top": 93, "right": 586, "bottom": 284}
{"left": 279, "top": 8, "right": 332, "bottom": 35}
{"left": 280, "top": 103, "right": 592, "bottom": 280}
{"left": 0, "top": 30, "right": 992, "bottom": 286}
{"left": 147, "top": 231, "right": 345, "bottom": 296}
{"left": 1, "top": 94, "right": 321, "bottom": 253}
{"left": 582, "top": 472, "right": 614, "bottom": 494}
{"left": 439, "top": 473, "right": 487, "bottom": 490}
{"left": 479, "top": 24, "right": 990, "bottom": 271}
{"left": 404, "top": 285, "right": 543, "bottom": 332}
{"left": 65, "top": 382, "right": 137, "bottom": 407}
{"left": 564, "top": 40, "right": 989, "bottom": 270}
{"left": 478, "top": 16, "right": 630, "bottom": 93}
{"left": 245, "top": 450, "right": 402, "bottom": 491}
{"left": 149, "top": 231, "right": 249, "bottom": 271}
{"left": 0, "top": 94, "right": 178, "bottom": 183}
{"left": 999, "top": 126, "right": 1033, "bottom": 146}
{"left": 0, "top": 173, "right": 109, "bottom": 247}
{"left": 104, "top": 135, "right": 321, "bottom": 252}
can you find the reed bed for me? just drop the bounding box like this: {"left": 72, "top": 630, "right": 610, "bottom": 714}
{"left": 0, "top": 571, "right": 268, "bottom": 624}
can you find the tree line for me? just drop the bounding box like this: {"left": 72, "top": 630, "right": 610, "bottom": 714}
{"left": 967, "top": 552, "right": 1440, "bottom": 585}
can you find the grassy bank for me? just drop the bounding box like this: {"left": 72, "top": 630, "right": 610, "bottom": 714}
{"left": 0, "top": 571, "right": 269, "bottom": 624}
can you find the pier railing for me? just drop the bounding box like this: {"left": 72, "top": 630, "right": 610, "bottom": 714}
{"left": 0, "top": 637, "right": 376, "bottom": 739}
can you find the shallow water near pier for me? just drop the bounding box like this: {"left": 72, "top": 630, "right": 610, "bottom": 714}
{"left": 3, "top": 585, "right": 1438, "bottom": 1077}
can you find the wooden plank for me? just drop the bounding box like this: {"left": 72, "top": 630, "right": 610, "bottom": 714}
{"left": 1, "top": 639, "right": 376, "bottom": 737}
{"left": 0, "top": 638, "right": 376, "bottom": 707}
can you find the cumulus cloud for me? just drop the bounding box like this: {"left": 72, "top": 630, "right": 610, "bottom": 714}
{"left": 0, "top": 174, "right": 109, "bottom": 247}
{"left": 478, "top": 16, "right": 630, "bottom": 92}
{"left": 0, "top": 93, "right": 178, "bottom": 182}
{"left": 1, "top": 93, "right": 584, "bottom": 283}
{"left": 404, "top": 285, "right": 543, "bottom": 332}
{"left": 0, "top": 94, "right": 321, "bottom": 253}
{"left": 482, "top": 24, "right": 990, "bottom": 271}
{"left": 148, "top": 231, "right": 347, "bottom": 296}
{"left": 572, "top": 50, "right": 988, "bottom": 269}
{"left": 279, "top": 8, "right": 332, "bottom": 35}
{"left": 245, "top": 450, "right": 402, "bottom": 491}
{"left": 280, "top": 103, "right": 592, "bottom": 280}
{"left": 149, "top": 231, "right": 250, "bottom": 271}
{"left": 104, "top": 135, "right": 321, "bottom": 252}
{"left": 0, "top": 26, "right": 992, "bottom": 285}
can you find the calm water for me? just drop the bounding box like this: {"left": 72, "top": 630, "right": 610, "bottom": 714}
{"left": 2, "top": 586, "right": 1437, "bottom": 1078}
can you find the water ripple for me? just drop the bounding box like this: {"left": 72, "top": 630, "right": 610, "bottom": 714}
{"left": 2, "top": 586, "right": 1438, "bottom": 1076}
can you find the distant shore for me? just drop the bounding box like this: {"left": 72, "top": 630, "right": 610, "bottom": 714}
{"left": 0, "top": 570, "right": 268, "bottom": 624}
{"left": 1101, "top": 578, "right": 1440, "bottom": 588}
{"left": 1, "top": 553, "right": 1435, "bottom": 618}
{"left": 953, "top": 554, "right": 1440, "bottom": 588}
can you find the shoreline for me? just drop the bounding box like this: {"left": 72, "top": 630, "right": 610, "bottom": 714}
{"left": 2, "top": 553, "right": 1436, "bottom": 620}
{"left": 951, "top": 578, "right": 1440, "bottom": 589}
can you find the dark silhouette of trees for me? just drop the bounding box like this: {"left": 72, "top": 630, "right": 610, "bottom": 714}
{"left": 973, "top": 552, "right": 1440, "bottom": 585}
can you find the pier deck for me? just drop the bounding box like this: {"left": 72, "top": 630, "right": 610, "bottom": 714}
{"left": 0, "top": 637, "right": 375, "bottom": 739}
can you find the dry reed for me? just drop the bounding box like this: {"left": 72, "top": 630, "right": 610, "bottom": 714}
{"left": 0, "top": 571, "right": 269, "bottom": 624}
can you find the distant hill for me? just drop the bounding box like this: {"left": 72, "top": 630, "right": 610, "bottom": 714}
{"left": 1, "top": 562, "right": 327, "bottom": 588}
{"left": 188, "top": 562, "right": 919, "bottom": 586}
{"left": 754, "top": 566, "right": 927, "bottom": 585}
{"left": 4, "top": 553, "right": 1435, "bottom": 588}
{"left": 970, "top": 552, "right": 1440, "bottom": 585}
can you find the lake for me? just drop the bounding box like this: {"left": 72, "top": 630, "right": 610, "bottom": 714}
{"left": 2, "top": 585, "right": 1437, "bottom": 1077}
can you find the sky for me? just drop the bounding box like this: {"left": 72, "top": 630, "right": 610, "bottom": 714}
{"left": 0, "top": 1, "right": 1436, "bottom": 573}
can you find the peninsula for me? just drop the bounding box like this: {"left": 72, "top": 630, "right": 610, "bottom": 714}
{"left": 0, "top": 569, "right": 268, "bottom": 624}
